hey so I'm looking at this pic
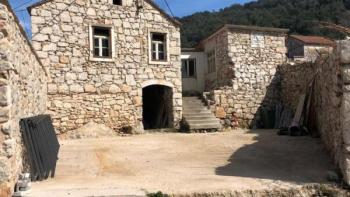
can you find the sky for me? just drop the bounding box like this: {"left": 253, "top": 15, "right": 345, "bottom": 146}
{"left": 9, "top": 0, "right": 253, "bottom": 36}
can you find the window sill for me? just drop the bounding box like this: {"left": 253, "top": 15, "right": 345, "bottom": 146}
{"left": 149, "top": 60, "right": 170, "bottom": 65}
{"left": 182, "top": 76, "right": 197, "bottom": 79}
{"left": 89, "top": 57, "right": 115, "bottom": 62}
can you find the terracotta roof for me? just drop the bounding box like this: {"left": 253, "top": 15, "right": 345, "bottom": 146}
{"left": 27, "top": 0, "right": 181, "bottom": 26}
{"left": 289, "top": 35, "right": 335, "bottom": 46}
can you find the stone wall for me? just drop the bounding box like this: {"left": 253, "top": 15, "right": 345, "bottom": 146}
{"left": 281, "top": 54, "right": 343, "bottom": 168}
{"left": 31, "top": 0, "right": 182, "bottom": 133}
{"left": 204, "top": 27, "right": 287, "bottom": 128}
{"left": 0, "top": 1, "right": 47, "bottom": 194}
{"left": 340, "top": 40, "right": 350, "bottom": 185}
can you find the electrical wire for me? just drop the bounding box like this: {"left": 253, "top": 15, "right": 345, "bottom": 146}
{"left": 14, "top": 0, "right": 35, "bottom": 11}
{"left": 162, "top": 0, "right": 175, "bottom": 18}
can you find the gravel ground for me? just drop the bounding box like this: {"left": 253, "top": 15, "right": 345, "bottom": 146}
{"left": 28, "top": 129, "right": 335, "bottom": 197}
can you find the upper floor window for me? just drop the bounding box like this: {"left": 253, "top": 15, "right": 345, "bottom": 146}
{"left": 151, "top": 33, "right": 167, "bottom": 62}
{"left": 113, "top": 0, "right": 122, "bottom": 5}
{"left": 93, "top": 27, "right": 111, "bottom": 58}
{"left": 208, "top": 50, "right": 216, "bottom": 73}
{"left": 182, "top": 59, "right": 196, "bottom": 78}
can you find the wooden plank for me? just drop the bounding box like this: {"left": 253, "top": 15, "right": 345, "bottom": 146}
{"left": 292, "top": 94, "right": 306, "bottom": 125}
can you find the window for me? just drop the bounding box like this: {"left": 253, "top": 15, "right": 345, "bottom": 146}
{"left": 92, "top": 27, "right": 111, "bottom": 58}
{"left": 151, "top": 33, "right": 167, "bottom": 62}
{"left": 207, "top": 51, "right": 216, "bottom": 73}
{"left": 251, "top": 33, "right": 265, "bottom": 48}
{"left": 113, "top": 0, "right": 122, "bottom": 5}
{"left": 182, "top": 59, "right": 196, "bottom": 78}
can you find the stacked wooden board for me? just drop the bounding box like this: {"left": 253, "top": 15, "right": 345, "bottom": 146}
{"left": 20, "top": 115, "right": 60, "bottom": 181}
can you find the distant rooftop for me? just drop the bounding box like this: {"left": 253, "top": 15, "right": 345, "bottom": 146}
{"left": 289, "top": 35, "right": 335, "bottom": 46}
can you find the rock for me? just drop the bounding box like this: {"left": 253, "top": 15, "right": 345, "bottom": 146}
{"left": 64, "top": 121, "right": 116, "bottom": 139}
{"left": 215, "top": 107, "right": 226, "bottom": 119}
{"left": 47, "top": 84, "right": 57, "bottom": 94}
{"left": 69, "top": 84, "right": 84, "bottom": 93}
{"left": 0, "top": 86, "right": 8, "bottom": 106}
{"left": 84, "top": 84, "right": 96, "bottom": 93}
{"left": 339, "top": 40, "right": 350, "bottom": 64}
{"left": 59, "top": 56, "right": 69, "bottom": 64}
{"left": 0, "top": 106, "right": 9, "bottom": 123}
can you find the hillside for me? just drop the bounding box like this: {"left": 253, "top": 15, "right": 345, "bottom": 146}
{"left": 180, "top": 0, "right": 350, "bottom": 47}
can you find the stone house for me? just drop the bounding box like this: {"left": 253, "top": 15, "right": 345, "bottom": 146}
{"left": 29, "top": 0, "right": 182, "bottom": 133}
{"left": 287, "top": 35, "right": 335, "bottom": 62}
{"left": 181, "top": 25, "right": 288, "bottom": 128}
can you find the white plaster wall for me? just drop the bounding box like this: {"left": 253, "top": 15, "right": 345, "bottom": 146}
{"left": 181, "top": 52, "right": 208, "bottom": 92}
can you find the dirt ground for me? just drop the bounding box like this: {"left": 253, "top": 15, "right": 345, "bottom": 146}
{"left": 28, "top": 129, "right": 335, "bottom": 197}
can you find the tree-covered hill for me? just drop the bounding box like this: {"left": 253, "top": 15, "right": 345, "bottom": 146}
{"left": 180, "top": 0, "right": 350, "bottom": 47}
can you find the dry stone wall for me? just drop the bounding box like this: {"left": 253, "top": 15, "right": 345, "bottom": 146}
{"left": 31, "top": 0, "right": 182, "bottom": 133}
{"left": 0, "top": 1, "right": 47, "bottom": 195}
{"left": 205, "top": 28, "right": 286, "bottom": 128}
{"left": 281, "top": 54, "right": 343, "bottom": 168}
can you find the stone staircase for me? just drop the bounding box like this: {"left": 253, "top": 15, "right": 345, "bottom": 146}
{"left": 183, "top": 97, "right": 222, "bottom": 130}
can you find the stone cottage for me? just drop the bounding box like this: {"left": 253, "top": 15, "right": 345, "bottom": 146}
{"left": 28, "top": 0, "right": 182, "bottom": 133}
{"left": 287, "top": 35, "right": 335, "bottom": 62}
{"left": 182, "top": 25, "right": 288, "bottom": 128}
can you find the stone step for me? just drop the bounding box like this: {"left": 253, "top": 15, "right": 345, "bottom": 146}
{"left": 187, "top": 119, "right": 221, "bottom": 125}
{"left": 182, "top": 96, "right": 221, "bottom": 131}
{"left": 183, "top": 102, "right": 205, "bottom": 105}
{"left": 183, "top": 111, "right": 212, "bottom": 116}
{"left": 183, "top": 97, "right": 201, "bottom": 100}
{"left": 183, "top": 108, "right": 211, "bottom": 112}
{"left": 185, "top": 116, "right": 218, "bottom": 121}
{"left": 183, "top": 109, "right": 213, "bottom": 114}
{"left": 189, "top": 123, "right": 222, "bottom": 130}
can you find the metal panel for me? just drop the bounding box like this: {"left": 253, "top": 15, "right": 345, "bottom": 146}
{"left": 20, "top": 115, "right": 60, "bottom": 181}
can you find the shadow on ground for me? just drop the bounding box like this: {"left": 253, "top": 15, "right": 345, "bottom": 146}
{"left": 216, "top": 130, "right": 334, "bottom": 183}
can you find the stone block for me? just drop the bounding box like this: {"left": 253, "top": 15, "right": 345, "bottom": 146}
{"left": 0, "top": 61, "right": 13, "bottom": 71}
{"left": 84, "top": 84, "right": 96, "bottom": 93}
{"left": 59, "top": 56, "right": 69, "bottom": 64}
{"left": 0, "top": 106, "right": 9, "bottom": 123}
{"left": 215, "top": 107, "right": 226, "bottom": 119}
{"left": 70, "top": 84, "right": 84, "bottom": 93}
{"left": 339, "top": 40, "right": 350, "bottom": 64}
{"left": 0, "top": 86, "right": 8, "bottom": 106}
{"left": 48, "top": 84, "right": 58, "bottom": 94}
{"left": 342, "top": 67, "right": 350, "bottom": 84}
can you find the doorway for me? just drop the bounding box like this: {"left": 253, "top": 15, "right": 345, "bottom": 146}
{"left": 142, "top": 85, "right": 174, "bottom": 130}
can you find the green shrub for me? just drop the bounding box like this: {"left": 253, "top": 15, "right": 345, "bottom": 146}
{"left": 147, "top": 191, "right": 169, "bottom": 197}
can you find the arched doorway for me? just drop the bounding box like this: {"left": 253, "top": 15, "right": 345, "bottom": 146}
{"left": 142, "top": 85, "right": 174, "bottom": 130}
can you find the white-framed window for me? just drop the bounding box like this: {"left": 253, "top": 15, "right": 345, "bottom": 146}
{"left": 112, "top": 0, "right": 122, "bottom": 5}
{"left": 182, "top": 59, "right": 196, "bottom": 78}
{"left": 89, "top": 25, "right": 115, "bottom": 61}
{"left": 207, "top": 50, "right": 216, "bottom": 73}
{"left": 251, "top": 33, "right": 265, "bottom": 48}
{"left": 150, "top": 32, "right": 167, "bottom": 62}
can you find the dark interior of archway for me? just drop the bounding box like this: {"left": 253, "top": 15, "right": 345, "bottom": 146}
{"left": 142, "top": 85, "right": 174, "bottom": 130}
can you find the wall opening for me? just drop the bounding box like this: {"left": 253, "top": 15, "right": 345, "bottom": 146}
{"left": 142, "top": 85, "right": 174, "bottom": 130}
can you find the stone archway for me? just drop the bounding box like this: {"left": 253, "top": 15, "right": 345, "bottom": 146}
{"left": 142, "top": 85, "right": 174, "bottom": 130}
